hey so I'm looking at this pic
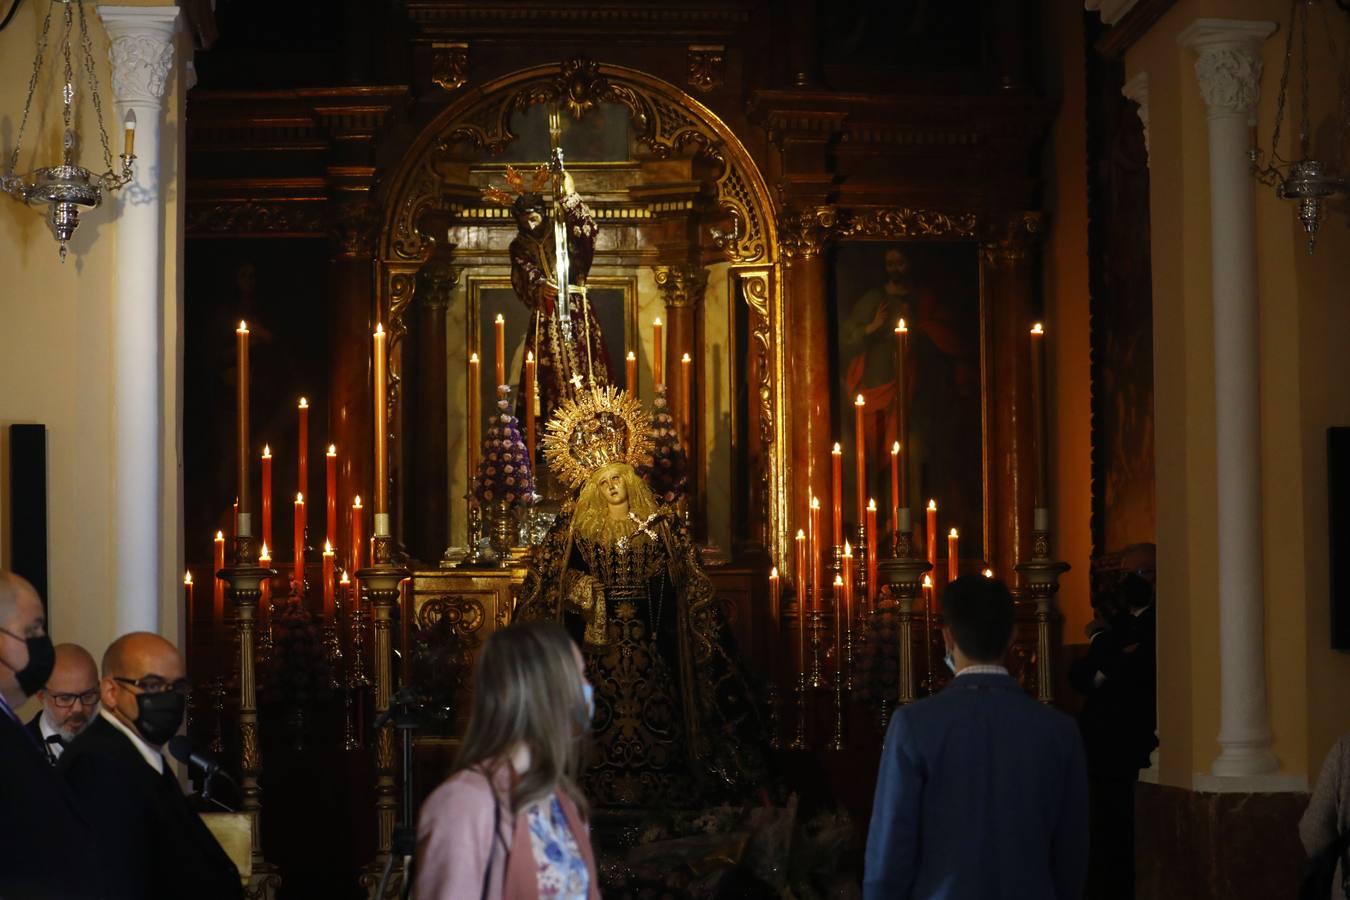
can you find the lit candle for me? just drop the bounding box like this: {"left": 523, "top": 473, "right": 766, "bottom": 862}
{"left": 926, "top": 499, "right": 937, "bottom": 577}
{"left": 923, "top": 573, "right": 934, "bottom": 615}
{"left": 626, "top": 350, "right": 638, "bottom": 398}
{"left": 351, "top": 495, "right": 364, "bottom": 576}
{"left": 494, "top": 313, "right": 506, "bottom": 387}
{"left": 1030, "top": 323, "right": 1049, "bottom": 528}
{"left": 854, "top": 394, "right": 867, "bottom": 527}
{"left": 232, "top": 499, "right": 238, "bottom": 541}
{"left": 524, "top": 351, "right": 537, "bottom": 464}
{"left": 795, "top": 530, "right": 808, "bottom": 680}
{"left": 866, "top": 499, "right": 878, "bottom": 610}
{"left": 322, "top": 540, "right": 335, "bottom": 620}
{"left": 894, "top": 320, "right": 910, "bottom": 511}
{"left": 259, "top": 542, "right": 271, "bottom": 612}
{"left": 235, "top": 322, "right": 251, "bottom": 536}
{"left": 890, "top": 442, "right": 901, "bottom": 538}
{"left": 373, "top": 324, "right": 389, "bottom": 533}
{"left": 833, "top": 574, "right": 847, "bottom": 681}
{"left": 297, "top": 397, "right": 309, "bottom": 513}
{"left": 809, "top": 496, "right": 822, "bottom": 612}
{"left": 680, "top": 352, "right": 693, "bottom": 438}
{"left": 326, "top": 445, "right": 337, "bottom": 546}
{"left": 212, "top": 531, "right": 225, "bottom": 631}
{"left": 842, "top": 542, "right": 854, "bottom": 628}
{"left": 653, "top": 317, "right": 664, "bottom": 385}
{"left": 468, "top": 352, "right": 481, "bottom": 478}
{"left": 983, "top": 568, "right": 994, "bottom": 579}
{"left": 183, "top": 570, "right": 194, "bottom": 650}
{"left": 769, "top": 566, "right": 781, "bottom": 623}
{"left": 948, "top": 527, "right": 960, "bottom": 584}
{"left": 122, "top": 110, "right": 136, "bottom": 157}
{"left": 293, "top": 492, "right": 305, "bottom": 595}
{"left": 831, "top": 443, "right": 843, "bottom": 547}
{"left": 261, "top": 445, "right": 273, "bottom": 551}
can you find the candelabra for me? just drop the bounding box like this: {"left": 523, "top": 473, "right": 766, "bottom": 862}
{"left": 877, "top": 531, "right": 930, "bottom": 731}
{"left": 1015, "top": 526, "right": 1070, "bottom": 704}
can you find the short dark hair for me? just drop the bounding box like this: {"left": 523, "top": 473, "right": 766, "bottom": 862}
{"left": 944, "top": 575, "right": 1015, "bottom": 663}
{"left": 511, "top": 191, "right": 545, "bottom": 221}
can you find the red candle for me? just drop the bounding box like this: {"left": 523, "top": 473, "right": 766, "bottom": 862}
{"left": 524, "top": 351, "right": 536, "bottom": 464}
{"left": 680, "top": 352, "right": 693, "bottom": 438}
{"left": 259, "top": 543, "right": 271, "bottom": 615}
{"left": 326, "top": 445, "right": 337, "bottom": 545}
{"left": 866, "top": 499, "right": 878, "bottom": 610}
{"left": 894, "top": 320, "right": 910, "bottom": 510}
{"left": 809, "top": 496, "right": 822, "bottom": 612}
{"left": 322, "top": 541, "right": 335, "bottom": 620}
{"left": 842, "top": 541, "right": 854, "bottom": 626}
{"left": 948, "top": 527, "right": 960, "bottom": 585}
{"left": 293, "top": 492, "right": 305, "bottom": 596}
{"left": 626, "top": 350, "right": 638, "bottom": 399}
{"left": 653, "top": 317, "right": 664, "bottom": 386}
{"left": 351, "top": 495, "right": 364, "bottom": 575}
{"left": 794, "top": 529, "right": 808, "bottom": 677}
{"left": 890, "top": 442, "right": 901, "bottom": 537}
{"left": 212, "top": 531, "right": 225, "bottom": 630}
{"left": 468, "top": 352, "right": 481, "bottom": 480}
{"left": 494, "top": 313, "right": 506, "bottom": 388}
{"left": 184, "top": 570, "right": 194, "bottom": 652}
{"left": 261, "top": 445, "right": 273, "bottom": 551}
{"left": 769, "top": 565, "right": 781, "bottom": 623}
{"left": 297, "top": 397, "right": 309, "bottom": 509}
{"left": 235, "top": 323, "right": 251, "bottom": 529}
{"left": 926, "top": 499, "right": 937, "bottom": 577}
{"left": 833, "top": 574, "right": 846, "bottom": 681}
{"left": 923, "top": 574, "right": 934, "bottom": 615}
{"left": 854, "top": 394, "right": 867, "bottom": 527}
{"left": 830, "top": 443, "right": 843, "bottom": 547}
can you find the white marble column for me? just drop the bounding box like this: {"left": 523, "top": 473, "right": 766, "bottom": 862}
{"left": 1179, "top": 18, "right": 1284, "bottom": 785}
{"left": 98, "top": 5, "right": 179, "bottom": 635}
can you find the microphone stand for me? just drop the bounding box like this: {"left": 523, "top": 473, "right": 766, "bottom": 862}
{"left": 374, "top": 689, "right": 421, "bottom": 900}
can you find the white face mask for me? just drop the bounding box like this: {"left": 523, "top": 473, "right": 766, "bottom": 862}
{"left": 582, "top": 683, "right": 595, "bottom": 720}
{"left": 943, "top": 648, "right": 956, "bottom": 674}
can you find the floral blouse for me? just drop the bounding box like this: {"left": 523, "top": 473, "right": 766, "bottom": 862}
{"left": 525, "top": 793, "right": 589, "bottom": 899}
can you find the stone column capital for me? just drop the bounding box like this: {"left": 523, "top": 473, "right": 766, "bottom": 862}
{"left": 1122, "top": 71, "right": 1150, "bottom": 163}
{"left": 653, "top": 264, "right": 708, "bottom": 309}
{"left": 97, "top": 6, "right": 180, "bottom": 109}
{"left": 1178, "top": 18, "right": 1276, "bottom": 120}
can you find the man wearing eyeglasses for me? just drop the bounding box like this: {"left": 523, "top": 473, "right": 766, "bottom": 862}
{"left": 25, "top": 642, "right": 99, "bottom": 763}
{"left": 60, "top": 631, "right": 242, "bottom": 900}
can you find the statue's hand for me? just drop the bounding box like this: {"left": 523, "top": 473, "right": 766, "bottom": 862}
{"left": 539, "top": 281, "right": 558, "bottom": 316}
{"left": 563, "top": 171, "right": 576, "bottom": 195}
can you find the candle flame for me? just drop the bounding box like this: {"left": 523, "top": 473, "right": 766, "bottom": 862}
{"left": 184, "top": 571, "right": 193, "bottom": 585}
{"left": 327, "top": 444, "right": 336, "bottom": 456}
{"left": 340, "top": 570, "right": 351, "bottom": 584}
{"left": 215, "top": 531, "right": 224, "bottom": 542}
{"left": 681, "top": 352, "right": 691, "bottom": 363}
{"left": 298, "top": 397, "right": 308, "bottom": 409}
{"left": 1031, "top": 322, "right": 1044, "bottom": 335}
{"left": 470, "top": 352, "right": 479, "bottom": 364}
{"left": 262, "top": 444, "right": 271, "bottom": 458}
{"left": 296, "top": 492, "right": 304, "bottom": 503}
{"left": 526, "top": 351, "right": 534, "bottom": 363}
{"left": 927, "top": 499, "right": 937, "bottom": 511}
{"left": 323, "top": 540, "right": 334, "bottom": 554}
{"left": 810, "top": 496, "right": 820, "bottom": 510}
{"left": 796, "top": 529, "right": 806, "bottom": 540}
{"left": 495, "top": 313, "right": 505, "bottom": 324}
{"left": 832, "top": 442, "right": 842, "bottom": 454}
{"left": 237, "top": 320, "right": 248, "bottom": 333}
{"left": 983, "top": 568, "right": 994, "bottom": 578}
{"left": 834, "top": 575, "right": 844, "bottom": 586}
{"left": 375, "top": 323, "right": 384, "bottom": 335}
{"left": 260, "top": 542, "right": 270, "bottom": 560}
{"left": 892, "top": 441, "right": 900, "bottom": 455}
{"left": 626, "top": 350, "right": 636, "bottom": 361}
{"left": 923, "top": 574, "right": 933, "bottom": 588}
{"left": 843, "top": 540, "right": 852, "bottom": 557}
{"left": 770, "top": 566, "right": 779, "bottom": 579}
{"left": 949, "top": 527, "right": 959, "bottom": 538}
{"left": 868, "top": 498, "right": 877, "bottom": 511}
{"left": 653, "top": 316, "right": 662, "bottom": 326}
{"left": 353, "top": 495, "right": 363, "bottom": 508}
{"left": 896, "top": 318, "right": 908, "bottom": 333}
{"left": 855, "top": 394, "right": 865, "bottom": 407}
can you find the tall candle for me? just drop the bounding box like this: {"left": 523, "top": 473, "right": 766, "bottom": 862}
{"left": 373, "top": 324, "right": 389, "bottom": 532}
{"left": 625, "top": 350, "right": 638, "bottom": 398}
{"left": 926, "top": 499, "right": 937, "bottom": 576}
{"left": 894, "top": 320, "right": 910, "bottom": 510}
{"left": 235, "top": 322, "right": 251, "bottom": 531}
{"left": 833, "top": 574, "right": 846, "bottom": 682}
{"left": 890, "top": 442, "right": 901, "bottom": 538}
{"left": 297, "top": 397, "right": 309, "bottom": 512}
{"left": 261, "top": 445, "right": 273, "bottom": 551}
{"left": 948, "top": 528, "right": 960, "bottom": 584}
{"left": 830, "top": 443, "right": 843, "bottom": 546}
{"left": 259, "top": 542, "right": 271, "bottom": 614}
{"left": 293, "top": 493, "right": 306, "bottom": 595}
{"left": 351, "top": 496, "right": 364, "bottom": 574}
{"left": 923, "top": 574, "right": 934, "bottom": 614}
{"left": 322, "top": 541, "right": 335, "bottom": 620}
{"left": 326, "top": 445, "right": 337, "bottom": 544}
{"left": 680, "top": 352, "right": 693, "bottom": 437}
{"left": 212, "top": 531, "right": 225, "bottom": 631}
{"left": 184, "top": 570, "right": 194, "bottom": 652}
{"left": 1030, "top": 323, "right": 1048, "bottom": 516}
{"left": 524, "top": 351, "right": 537, "bottom": 464}
{"left": 653, "top": 317, "right": 664, "bottom": 385}
{"left": 494, "top": 313, "right": 506, "bottom": 387}
{"left": 769, "top": 566, "right": 781, "bottom": 623}
{"left": 854, "top": 394, "right": 867, "bottom": 526}
{"left": 866, "top": 499, "right": 878, "bottom": 610}
{"left": 842, "top": 542, "right": 854, "bottom": 627}
{"left": 809, "top": 496, "right": 822, "bottom": 612}
{"left": 468, "top": 352, "right": 481, "bottom": 478}
{"left": 795, "top": 530, "right": 808, "bottom": 680}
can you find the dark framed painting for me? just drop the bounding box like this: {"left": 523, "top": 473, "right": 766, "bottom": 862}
{"left": 829, "top": 242, "right": 984, "bottom": 558}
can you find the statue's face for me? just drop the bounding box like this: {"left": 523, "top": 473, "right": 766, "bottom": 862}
{"left": 525, "top": 210, "right": 545, "bottom": 232}
{"left": 596, "top": 467, "right": 628, "bottom": 507}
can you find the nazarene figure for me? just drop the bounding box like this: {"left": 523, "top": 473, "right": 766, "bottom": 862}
{"left": 483, "top": 163, "right": 615, "bottom": 427}
{"left": 516, "top": 387, "right": 765, "bottom": 809}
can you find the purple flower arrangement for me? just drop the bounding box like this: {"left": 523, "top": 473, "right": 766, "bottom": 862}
{"left": 638, "top": 383, "right": 688, "bottom": 503}
{"left": 475, "top": 386, "right": 536, "bottom": 506}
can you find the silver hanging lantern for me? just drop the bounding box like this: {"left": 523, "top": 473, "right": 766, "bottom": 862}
{"left": 1, "top": 0, "right": 135, "bottom": 262}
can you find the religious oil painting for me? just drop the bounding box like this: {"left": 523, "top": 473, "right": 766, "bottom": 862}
{"left": 469, "top": 277, "right": 635, "bottom": 419}
{"left": 830, "top": 242, "right": 984, "bottom": 557}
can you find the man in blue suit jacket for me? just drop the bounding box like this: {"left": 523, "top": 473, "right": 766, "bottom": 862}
{"left": 864, "top": 576, "right": 1089, "bottom": 899}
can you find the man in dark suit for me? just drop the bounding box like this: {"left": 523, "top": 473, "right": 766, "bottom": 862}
{"left": 60, "top": 631, "right": 243, "bottom": 900}
{"left": 0, "top": 570, "right": 105, "bottom": 899}
{"left": 864, "top": 576, "right": 1089, "bottom": 900}
{"left": 26, "top": 641, "right": 100, "bottom": 764}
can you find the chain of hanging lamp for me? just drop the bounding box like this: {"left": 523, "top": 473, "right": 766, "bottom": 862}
{"left": 0, "top": 0, "right": 134, "bottom": 261}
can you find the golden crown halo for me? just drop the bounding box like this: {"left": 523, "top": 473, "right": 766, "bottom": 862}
{"left": 481, "top": 164, "right": 551, "bottom": 208}
{"left": 542, "top": 386, "right": 652, "bottom": 490}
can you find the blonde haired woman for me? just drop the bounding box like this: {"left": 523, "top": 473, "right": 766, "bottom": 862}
{"left": 414, "top": 620, "right": 600, "bottom": 900}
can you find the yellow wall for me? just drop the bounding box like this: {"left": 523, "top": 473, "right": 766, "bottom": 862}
{"left": 1128, "top": 0, "right": 1350, "bottom": 786}
{"left": 0, "top": 0, "right": 185, "bottom": 669}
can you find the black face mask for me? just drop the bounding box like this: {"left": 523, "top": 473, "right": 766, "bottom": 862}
{"left": 131, "top": 691, "right": 186, "bottom": 746}
{"left": 0, "top": 629, "right": 55, "bottom": 699}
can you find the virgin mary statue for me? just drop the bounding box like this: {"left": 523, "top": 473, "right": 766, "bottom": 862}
{"left": 517, "top": 387, "right": 765, "bottom": 809}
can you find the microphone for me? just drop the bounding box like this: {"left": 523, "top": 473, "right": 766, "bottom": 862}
{"left": 168, "top": 736, "right": 220, "bottom": 776}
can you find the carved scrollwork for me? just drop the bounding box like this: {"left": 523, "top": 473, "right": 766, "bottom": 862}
{"left": 240, "top": 721, "right": 260, "bottom": 773}
{"left": 687, "top": 45, "right": 725, "bottom": 93}
{"left": 979, "top": 211, "right": 1044, "bottom": 265}
{"left": 187, "top": 201, "right": 326, "bottom": 236}
{"left": 416, "top": 595, "right": 486, "bottom": 634}
{"left": 777, "top": 206, "right": 840, "bottom": 259}
{"left": 837, "top": 207, "right": 979, "bottom": 240}
{"left": 329, "top": 200, "right": 381, "bottom": 258}
{"left": 653, "top": 264, "right": 707, "bottom": 310}
{"left": 432, "top": 42, "right": 469, "bottom": 93}
{"left": 739, "top": 271, "right": 774, "bottom": 448}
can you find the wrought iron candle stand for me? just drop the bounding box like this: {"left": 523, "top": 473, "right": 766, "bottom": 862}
{"left": 357, "top": 535, "right": 410, "bottom": 887}
{"left": 219, "top": 536, "right": 281, "bottom": 898}
{"left": 877, "top": 531, "right": 930, "bottom": 732}
{"left": 1015, "top": 525, "right": 1070, "bottom": 705}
